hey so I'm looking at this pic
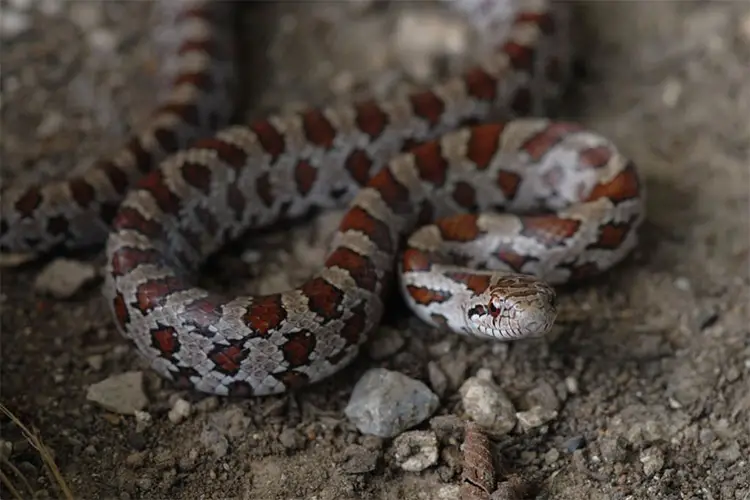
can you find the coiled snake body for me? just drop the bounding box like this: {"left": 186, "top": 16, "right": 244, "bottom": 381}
{"left": 0, "top": 1, "right": 644, "bottom": 396}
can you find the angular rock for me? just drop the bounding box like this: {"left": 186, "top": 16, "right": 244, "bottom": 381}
{"left": 345, "top": 368, "right": 439, "bottom": 438}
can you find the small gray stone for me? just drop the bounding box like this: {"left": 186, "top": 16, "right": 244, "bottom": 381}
{"left": 278, "top": 428, "right": 305, "bottom": 451}
{"left": 516, "top": 406, "right": 558, "bottom": 432}
{"left": 207, "top": 407, "right": 251, "bottom": 439}
{"left": 167, "top": 398, "right": 192, "bottom": 424}
{"left": 639, "top": 446, "right": 664, "bottom": 476}
{"left": 459, "top": 373, "right": 516, "bottom": 435}
{"left": 86, "top": 371, "right": 148, "bottom": 415}
{"left": 429, "top": 415, "right": 464, "bottom": 444}
{"left": 86, "top": 354, "right": 104, "bottom": 371}
{"left": 34, "top": 258, "right": 98, "bottom": 298}
{"left": 562, "top": 435, "right": 586, "bottom": 452}
{"left": 199, "top": 426, "right": 229, "bottom": 458}
{"left": 717, "top": 441, "right": 741, "bottom": 462}
{"left": 544, "top": 447, "right": 560, "bottom": 464}
{"left": 344, "top": 368, "right": 439, "bottom": 438}
{"left": 427, "top": 361, "right": 448, "bottom": 398}
{"left": 599, "top": 436, "right": 629, "bottom": 463}
{"left": 391, "top": 431, "right": 439, "bottom": 472}
{"left": 522, "top": 381, "right": 560, "bottom": 412}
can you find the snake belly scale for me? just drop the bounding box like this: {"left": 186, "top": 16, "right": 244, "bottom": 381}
{"left": 0, "top": 0, "right": 645, "bottom": 396}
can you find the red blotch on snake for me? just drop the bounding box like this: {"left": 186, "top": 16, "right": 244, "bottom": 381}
{"left": 210, "top": 344, "right": 247, "bottom": 375}
{"left": 345, "top": 150, "right": 374, "bottom": 186}
{"left": 409, "top": 91, "right": 446, "bottom": 127}
{"left": 282, "top": 332, "right": 316, "bottom": 367}
{"left": 436, "top": 214, "right": 483, "bottom": 242}
{"left": 250, "top": 120, "right": 285, "bottom": 160}
{"left": 467, "top": 124, "right": 502, "bottom": 170}
{"left": 294, "top": 160, "right": 318, "bottom": 196}
{"left": 402, "top": 248, "right": 432, "bottom": 272}
{"left": 591, "top": 222, "right": 631, "bottom": 250}
{"left": 521, "top": 122, "right": 584, "bottom": 161}
{"left": 444, "top": 272, "right": 491, "bottom": 294}
{"left": 301, "top": 277, "right": 345, "bottom": 320}
{"left": 406, "top": 285, "right": 453, "bottom": 305}
{"left": 325, "top": 247, "right": 378, "bottom": 292}
{"left": 112, "top": 292, "right": 130, "bottom": 329}
{"left": 243, "top": 295, "right": 288, "bottom": 336}
{"left": 355, "top": 100, "right": 390, "bottom": 139}
{"left": 151, "top": 326, "right": 179, "bottom": 355}
{"left": 302, "top": 109, "right": 337, "bottom": 149}
{"left": 452, "top": 181, "right": 478, "bottom": 210}
{"left": 136, "top": 171, "right": 182, "bottom": 215}
{"left": 413, "top": 141, "right": 449, "bottom": 188}
{"left": 520, "top": 215, "right": 581, "bottom": 246}
{"left": 585, "top": 162, "right": 641, "bottom": 203}
{"left": 497, "top": 171, "right": 522, "bottom": 200}
{"left": 339, "top": 206, "right": 394, "bottom": 254}
{"left": 464, "top": 67, "right": 498, "bottom": 102}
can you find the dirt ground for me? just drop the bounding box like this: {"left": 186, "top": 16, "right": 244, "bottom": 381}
{"left": 1, "top": 1, "right": 749, "bottom": 499}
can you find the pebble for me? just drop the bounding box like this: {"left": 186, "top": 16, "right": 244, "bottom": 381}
{"left": 125, "top": 451, "right": 146, "bottom": 468}
{"left": 438, "top": 352, "right": 468, "bottom": 391}
{"left": 0, "top": 440, "right": 12, "bottom": 459}
{"left": 564, "top": 376, "right": 579, "bottom": 395}
{"left": 134, "top": 410, "right": 152, "bottom": 432}
{"left": 393, "top": 11, "right": 468, "bottom": 82}
{"left": 207, "top": 407, "right": 251, "bottom": 439}
{"left": 199, "top": 426, "right": 229, "bottom": 458}
{"left": 194, "top": 396, "right": 220, "bottom": 413}
{"left": 436, "top": 485, "right": 461, "bottom": 499}
{"left": 167, "top": 398, "right": 192, "bottom": 424}
{"left": 740, "top": 11, "right": 750, "bottom": 43}
{"left": 459, "top": 371, "right": 516, "bottom": 435}
{"left": 661, "top": 78, "right": 683, "bottom": 108}
{"left": 696, "top": 305, "right": 719, "bottom": 330}
{"left": 338, "top": 444, "right": 380, "bottom": 474}
{"left": 86, "top": 371, "right": 148, "bottom": 415}
{"left": 344, "top": 368, "right": 440, "bottom": 438}
{"left": 365, "top": 327, "right": 405, "bottom": 360}
{"left": 278, "top": 428, "right": 305, "bottom": 451}
{"left": 69, "top": 2, "right": 102, "bottom": 30}
{"left": 0, "top": 10, "right": 31, "bottom": 39}
{"left": 36, "top": 111, "right": 64, "bottom": 138}
{"left": 33, "top": 258, "right": 98, "bottom": 298}
{"left": 427, "top": 361, "right": 449, "bottom": 398}
{"left": 599, "top": 436, "right": 629, "bottom": 463}
{"left": 86, "top": 354, "right": 104, "bottom": 371}
{"left": 391, "top": 431, "right": 439, "bottom": 472}
{"left": 516, "top": 406, "right": 558, "bottom": 432}
{"left": 429, "top": 415, "right": 465, "bottom": 444}
{"left": 639, "top": 446, "right": 665, "bottom": 477}
{"left": 717, "top": 441, "right": 741, "bottom": 462}
{"left": 522, "top": 381, "right": 560, "bottom": 412}
{"left": 562, "top": 435, "right": 586, "bottom": 452}
{"left": 544, "top": 448, "right": 560, "bottom": 465}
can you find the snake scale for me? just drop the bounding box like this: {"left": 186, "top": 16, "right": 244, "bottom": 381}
{"left": 0, "top": 0, "right": 644, "bottom": 396}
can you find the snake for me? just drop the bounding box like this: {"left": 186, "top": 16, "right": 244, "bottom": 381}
{"left": 0, "top": 0, "right": 645, "bottom": 396}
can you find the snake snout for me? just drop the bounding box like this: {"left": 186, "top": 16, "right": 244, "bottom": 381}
{"left": 515, "top": 281, "right": 557, "bottom": 338}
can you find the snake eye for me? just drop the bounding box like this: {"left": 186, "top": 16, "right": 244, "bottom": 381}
{"left": 488, "top": 301, "right": 500, "bottom": 317}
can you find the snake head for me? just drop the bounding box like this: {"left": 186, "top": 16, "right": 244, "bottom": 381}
{"left": 464, "top": 274, "right": 557, "bottom": 340}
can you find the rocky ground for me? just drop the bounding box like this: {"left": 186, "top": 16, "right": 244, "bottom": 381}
{"left": 1, "top": 1, "right": 749, "bottom": 499}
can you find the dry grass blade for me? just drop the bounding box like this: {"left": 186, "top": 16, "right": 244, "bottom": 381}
{"left": 1, "top": 453, "right": 35, "bottom": 498}
{"left": 0, "top": 467, "right": 27, "bottom": 500}
{"left": 0, "top": 403, "right": 75, "bottom": 500}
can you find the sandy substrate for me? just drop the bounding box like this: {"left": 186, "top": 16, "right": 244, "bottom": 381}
{"left": 1, "top": 1, "right": 749, "bottom": 499}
